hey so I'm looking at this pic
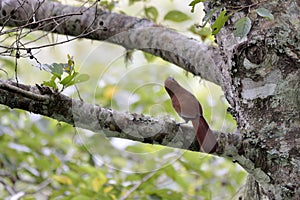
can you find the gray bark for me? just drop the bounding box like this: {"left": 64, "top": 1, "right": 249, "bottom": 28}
{"left": 0, "top": 79, "right": 241, "bottom": 155}
{"left": 204, "top": 0, "right": 300, "bottom": 199}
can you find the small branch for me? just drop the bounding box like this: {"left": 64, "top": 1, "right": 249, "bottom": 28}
{"left": 0, "top": 177, "right": 16, "bottom": 195}
{"left": 0, "top": 12, "right": 83, "bottom": 36}
{"left": 24, "top": 179, "right": 52, "bottom": 194}
{"left": 0, "top": 0, "right": 106, "bottom": 59}
{"left": 120, "top": 172, "right": 156, "bottom": 200}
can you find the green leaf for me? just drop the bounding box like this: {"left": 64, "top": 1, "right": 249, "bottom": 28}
{"left": 164, "top": 10, "right": 190, "bottom": 22}
{"left": 211, "top": 10, "right": 230, "bottom": 35}
{"left": 202, "top": 8, "right": 217, "bottom": 27}
{"left": 189, "top": 26, "right": 212, "bottom": 38}
{"left": 42, "top": 78, "right": 57, "bottom": 90}
{"left": 74, "top": 74, "right": 90, "bottom": 84}
{"left": 0, "top": 58, "right": 15, "bottom": 69}
{"left": 64, "top": 80, "right": 77, "bottom": 88}
{"left": 129, "top": 0, "right": 141, "bottom": 6}
{"left": 39, "top": 63, "right": 65, "bottom": 79}
{"left": 146, "top": 188, "right": 183, "bottom": 199}
{"left": 71, "top": 195, "right": 91, "bottom": 200}
{"left": 234, "top": 17, "right": 252, "bottom": 38}
{"left": 143, "top": 52, "right": 156, "bottom": 63}
{"left": 144, "top": 6, "right": 159, "bottom": 22}
{"left": 188, "top": 0, "right": 204, "bottom": 13}
{"left": 60, "top": 75, "right": 74, "bottom": 86}
{"left": 60, "top": 72, "right": 78, "bottom": 86}
{"left": 165, "top": 165, "right": 176, "bottom": 179}
{"left": 99, "top": 1, "right": 116, "bottom": 11}
{"left": 255, "top": 7, "right": 274, "bottom": 20}
{"left": 53, "top": 175, "right": 72, "bottom": 185}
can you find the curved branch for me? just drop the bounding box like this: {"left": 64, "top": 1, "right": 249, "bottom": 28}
{"left": 0, "top": 0, "right": 224, "bottom": 85}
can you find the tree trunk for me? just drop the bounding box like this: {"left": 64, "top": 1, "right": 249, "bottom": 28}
{"left": 205, "top": 0, "right": 300, "bottom": 199}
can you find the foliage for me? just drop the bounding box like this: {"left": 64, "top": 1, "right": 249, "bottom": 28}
{"left": 40, "top": 55, "right": 89, "bottom": 92}
{"left": 164, "top": 10, "right": 191, "bottom": 22}
{"left": 0, "top": 53, "right": 244, "bottom": 198}
{"left": 189, "top": 0, "right": 205, "bottom": 13}
{"left": 0, "top": 106, "right": 246, "bottom": 199}
{"left": 255, "top": 7, "right": 274, "bottom": 20}
{"left": 211, "top": 9, "right": 230, "bottom": 35}
{"left": 122, "top": 0, "right": 273, "bottom": 41}
{"left": 234, "top": 17, "right": 252, "bottom": 39}
{"left": 186, "top": 1, "right": 274, "bottom": 38}
{"left": 144, "top": 6, "right": 159, "bottom": 22}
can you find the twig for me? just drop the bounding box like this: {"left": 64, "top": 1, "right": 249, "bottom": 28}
{"left": 120, "top": 172, "right": 156, "bottom": 200}
{"left": 0, "top": 177, "right": 16, "bottom": 195}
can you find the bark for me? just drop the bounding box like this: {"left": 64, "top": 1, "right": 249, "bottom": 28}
{"left": 204, "top": 0, "right": 300, "bottom": 199}
{"left": 0, "top": 78, "right": 242, "bottom": 155}
{"left": 0, "top": 79, "right": 267, "bottom": 185}
{"left": 0, "top": 0, "right": 299, "bottom": 199}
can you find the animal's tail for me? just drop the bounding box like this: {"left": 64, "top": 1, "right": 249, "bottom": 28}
{"left": 192, "top": 116, "right": 218, "bottom": 153}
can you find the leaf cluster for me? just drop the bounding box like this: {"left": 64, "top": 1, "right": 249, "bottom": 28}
{"left": 40, "top": 55, "right": 89, "bottom": 92}
{"left": 190, "top": 2, "right": 274, "bottom": 39}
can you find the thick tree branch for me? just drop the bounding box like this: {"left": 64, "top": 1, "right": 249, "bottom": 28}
{"left": 0, "top": 78, "right": 240, "bottom": 153}
{"left": 0, "top": 79, "right": 273, "bottom": 186}
{"left": 0, "top": 0, "right": 224, "bottom": 86}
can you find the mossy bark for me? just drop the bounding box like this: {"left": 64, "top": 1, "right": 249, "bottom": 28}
{"left": 204, "top": 0, "right": 300, "bottom": 199}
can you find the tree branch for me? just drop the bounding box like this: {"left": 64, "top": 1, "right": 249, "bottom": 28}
{"left": 0, "top": 0, "right": 224, "bottom": 86}
{"left": 120, "top": 172, "right": 156, "bottom": 200}
{"left": 0, "top": 79, "right": 273, "bottom": 184}
{"left": 0, "top": 78, "right": 238, "bottom": 154}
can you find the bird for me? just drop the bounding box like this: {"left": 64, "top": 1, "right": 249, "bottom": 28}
{"left": 164, "top": 77, "right": 218, "bottom": 153}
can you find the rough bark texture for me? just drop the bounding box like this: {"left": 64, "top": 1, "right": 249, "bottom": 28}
{"left": 0, "top": 0, "right": 299, "bottom": 199}
{"left": 0, "top": 79, "right": 243, "bottom": 155}
{"left": 204, "top": 0, "right": 300, "bottom": 199}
